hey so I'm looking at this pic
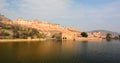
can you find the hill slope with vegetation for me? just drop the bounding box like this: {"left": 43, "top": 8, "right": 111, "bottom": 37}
{"left": 0, "top": 14, "right": 44, "bottom": 39}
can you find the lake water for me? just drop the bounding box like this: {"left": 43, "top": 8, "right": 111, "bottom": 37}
{"left": 0, "top": 40, "right": 120, "bottom": 63}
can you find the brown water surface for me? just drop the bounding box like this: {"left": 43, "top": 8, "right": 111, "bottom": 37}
{"left": 0, "top": 40, "right": 120, "bottom": 63}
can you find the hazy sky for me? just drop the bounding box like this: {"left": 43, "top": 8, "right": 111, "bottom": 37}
{"left": 0, "top": 0, "right": 120, "bottom": 32}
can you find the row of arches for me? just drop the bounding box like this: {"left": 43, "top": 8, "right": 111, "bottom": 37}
{"left": 63, "top": 37, "right": 67, "bottom": 40}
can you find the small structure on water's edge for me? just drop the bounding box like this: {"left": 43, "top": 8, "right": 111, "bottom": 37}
{"left": 61, "top": 32, "right": 79, "bottom": 40}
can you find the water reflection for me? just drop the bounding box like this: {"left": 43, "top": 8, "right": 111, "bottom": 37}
{"left": 0, "top": 40, "right": 120, "bottom": 63}
{"left": 79, "top": 41, "right": 88, "bottom": 56}
{"left": 106, "top": 39, "right": 111, "bottom": 42}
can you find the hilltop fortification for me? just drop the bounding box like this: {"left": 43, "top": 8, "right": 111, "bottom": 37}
{"left": 0, "top": 15, "right": 80, "bottom": 40}
{"left": 1, "top": 17, "right": 78, "bottom": 33}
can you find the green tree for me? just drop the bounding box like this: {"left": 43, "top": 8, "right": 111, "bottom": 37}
{"left": 3, "top": 25, "right": 11, "bottom": 29}
{"left": 81, "top": 32, "right": 88, "bottom": 37}
{"left": 52, "top": 33, "right": 61, "bottom": 39}
{"left": 4, "top": 32, "right": 10, "bottom": 36}
{"left": 106, "top": 33, "right": 111, "bottom": 39}
{"left": 119, "top": 35, "right": 120, "bottom": 39}
{"left": 0, "top": 30, "right": 10, "bottom": 36}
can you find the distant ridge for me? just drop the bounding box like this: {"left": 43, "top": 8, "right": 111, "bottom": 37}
{"left": 89, "top": 30, "right": 120, "bottom": 35}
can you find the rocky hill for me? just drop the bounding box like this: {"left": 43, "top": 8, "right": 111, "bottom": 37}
{"left": 89, "top": 30, "right": 120, "bottom": 35}
{"left": 0, "top": 14, "right": 80, "bottom": 39}
{"left": 0, "top": 14, "right": 44, "bottom": 39}
{"left": 88, "top": 30, "right": 120, "bottom": 39}
{"left": 1, "top": 16, "right": 79, "bottom": 33}
{"left": 0, "top": 14, "right": 11, "bottom": 21}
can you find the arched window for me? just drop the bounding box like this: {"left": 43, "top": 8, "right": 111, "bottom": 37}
{"left": 65, "top": 37, "right": 67, "bottom": 39}
{"left": 63, "top": 37, "right": 67, "bottom": 39}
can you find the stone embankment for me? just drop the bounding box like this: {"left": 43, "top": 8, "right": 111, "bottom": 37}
{"left": 0, "top": 39, "right": 46, "bottom": 42}
{"left": 77, "top": 37, "right": 103, "bottom": 41}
